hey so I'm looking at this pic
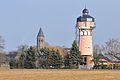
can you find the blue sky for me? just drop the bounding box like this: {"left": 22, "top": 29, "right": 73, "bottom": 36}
{"left": 0, "top": 0, "right": 120, "bottom": 51}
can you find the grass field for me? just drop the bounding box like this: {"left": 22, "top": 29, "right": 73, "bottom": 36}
{"left": 0, "top": 69, "right": 120, "bottom": 80}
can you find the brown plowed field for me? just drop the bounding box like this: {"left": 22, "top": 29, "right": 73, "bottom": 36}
{"left": 0, "top": 69, "right": 120, "bottom": 80}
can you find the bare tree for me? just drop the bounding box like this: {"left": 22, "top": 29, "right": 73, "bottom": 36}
{"left": 0, "top": 52, "right": 6, "bottom": 62}
{"left": 93, "top": 44, "right": 102, "bottom": 55}
{"left": 0, "top": 36, "right": 5, "bottom": 63}
{"left": 0, "top": 36, "right": 4, "bottom": 51}
{"left": 102, "top": 38, "right": 120, "bottom": 54}
{"left": 17, "top": 44, "right": 29, "bottom": 51}
{"left": 93, "top": 44, "right": 102, "bottom": 68}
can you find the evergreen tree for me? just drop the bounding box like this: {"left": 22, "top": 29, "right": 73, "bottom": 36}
{"left": 9, "top": 59, "right": 16, "bottom": 69}
{"left": 15, "top": 45, "right": 29, "bottom": 68}
{"left": 50, "top": 50, "right": 62, "bottom": 69}
{"left": 38, "top": 48, "right": 63, "bottom": 69}
{"left": 16, "top": 51, "right": 26, "bottom": 68}
{"left": 69, "top": 40, "right": 82, "bottom": 69}
{"left": 64, "top": 53, "right": 70, "bottom": 68}
{"left": 24, "top": 47, "right": 37, "bottom": 69}
{"left": 38, "top": 48, "right": 50, "bottom": 69}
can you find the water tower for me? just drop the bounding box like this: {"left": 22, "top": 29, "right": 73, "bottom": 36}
{"left": 76, "top": 7, "right": 96, "bottom": 69}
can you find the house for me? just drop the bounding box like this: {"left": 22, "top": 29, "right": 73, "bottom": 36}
{"left": 0, "top": 61, "right": 9, "bottom": 68}
{"left": 98, "top": 53, "right": 120, "bottom": 69}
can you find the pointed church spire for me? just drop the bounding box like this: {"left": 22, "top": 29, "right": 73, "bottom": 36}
{"left": 37, "top": 28, "right": 44, "bottom": 37}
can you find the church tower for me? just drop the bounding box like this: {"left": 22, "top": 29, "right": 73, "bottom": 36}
{"left": 76, "top": 7, "right": 96, "bottom": 69}
{"left": 37, "top": 28, "right": 45, "bottom": 49}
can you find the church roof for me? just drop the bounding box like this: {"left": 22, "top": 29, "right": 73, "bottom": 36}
{"left": 37, "top": 28, "right": 44, "bottom": 37}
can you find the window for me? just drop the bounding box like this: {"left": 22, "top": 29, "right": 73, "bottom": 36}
{"left": 41, "top": 39, "right": 43, "bottom": 42}
{"left": 88, "top": 31, "right": 91, "bottom": 35}
{"left": 87, "top": 18, "right": 92, "bottom": 21}
{"left": 80, "top": 31, "right": 83, "bottom": 35}
{"left": 84, "top": 31, "right": 87, "bottom": 35}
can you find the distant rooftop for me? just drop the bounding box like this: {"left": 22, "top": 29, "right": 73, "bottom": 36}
{"left": 102, "top": 53, "right": 120, "bottom": 63}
